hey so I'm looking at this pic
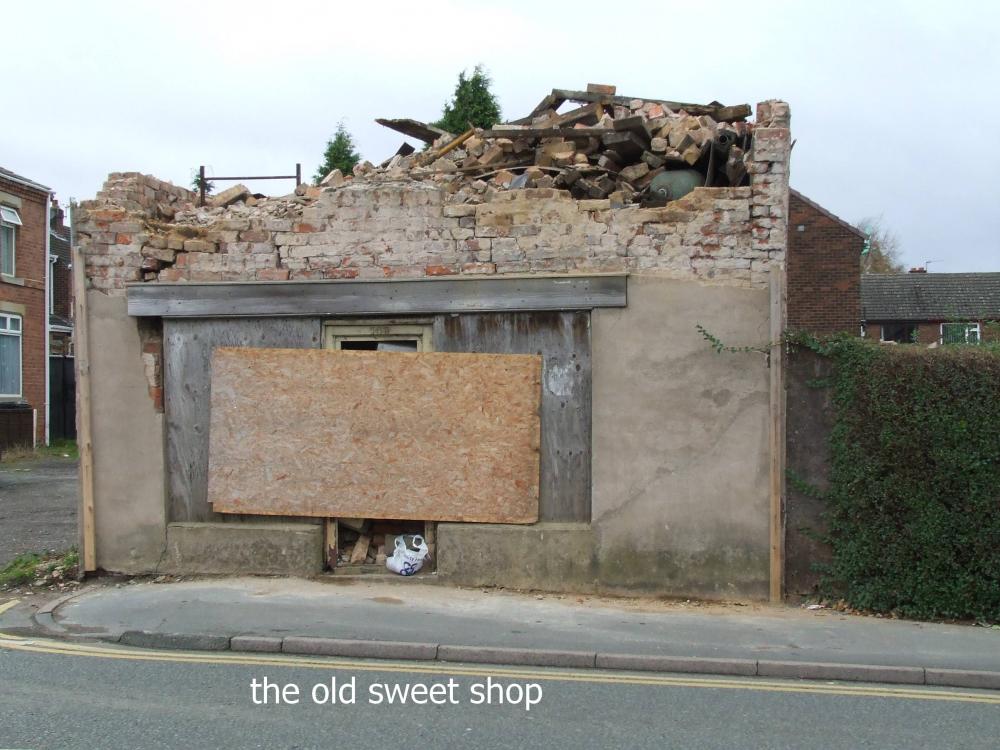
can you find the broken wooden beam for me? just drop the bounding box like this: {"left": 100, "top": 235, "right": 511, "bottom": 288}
{"left": 550, "top": 89, "right": 751, "bottom": 121}
{"left": 375, "top": 118, "right": 450, "bottom": 143}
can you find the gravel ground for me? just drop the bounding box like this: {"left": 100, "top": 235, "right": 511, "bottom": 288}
{"left": 0, "top": 456, "right": 78, "bottom": 566}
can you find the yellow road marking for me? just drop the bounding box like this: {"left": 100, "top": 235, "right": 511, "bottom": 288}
{"left": 1, "top": 631, "right": 997, "bottom": 705}
{"left": 0, "top": 599, "right": 20, "bottom": 617}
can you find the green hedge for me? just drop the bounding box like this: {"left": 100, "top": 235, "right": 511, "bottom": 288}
{"left": 799, "top": 337, "right": 1000, "bottom": 621}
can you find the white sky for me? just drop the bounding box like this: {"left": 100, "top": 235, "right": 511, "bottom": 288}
{"left": 5, "top": 0, "right": 998, "bottom": 271}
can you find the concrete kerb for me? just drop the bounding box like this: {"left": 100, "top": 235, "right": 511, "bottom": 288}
{"left": 71, "top": 631, "right": 1000, "bottom": 690}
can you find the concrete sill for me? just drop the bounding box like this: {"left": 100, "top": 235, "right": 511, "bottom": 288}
{"left": 0, "top": 274, "right": 25, "bottom": 287}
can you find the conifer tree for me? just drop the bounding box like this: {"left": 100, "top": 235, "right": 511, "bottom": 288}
{"left": 314, "top": 122, "right": 361, "bottom": 183}
{"left": 433, "top": 65, "right": 502, "bottom": 134}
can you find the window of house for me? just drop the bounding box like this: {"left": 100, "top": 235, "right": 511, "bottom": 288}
{"left": 880, "top": 322, "right": 917, "bottom": 343}
{"left": 323, "top": 323, "right": 433, "bottom": 353}
{"left": 941, "top": 322, "right": 981, "bottom": 344}
{"left": 0, "top": 206, "right": 21, "bottom": 277}
{"left": 0, "top": 313, "right": 22, "bottom": 397}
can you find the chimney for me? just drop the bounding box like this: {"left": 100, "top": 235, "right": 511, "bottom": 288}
{"left": 909, "top": 267, "right": 927, "bottom": 273}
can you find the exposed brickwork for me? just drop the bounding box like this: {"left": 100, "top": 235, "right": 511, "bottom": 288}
{"left": 787, "top": 191, "right": 864, "bottom": 334}
{"left": 0, "top": 176, "right": 48, "bottom": 443}
{"left": 76, "top": 115, "right": 792, "bottom": 294}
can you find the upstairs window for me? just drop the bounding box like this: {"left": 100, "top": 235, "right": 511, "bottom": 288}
{"left": 0, "top": 206, "right": 21, "bottom": 276}
{"left": 0, "top": 313, "right": 22, "bottom": 397}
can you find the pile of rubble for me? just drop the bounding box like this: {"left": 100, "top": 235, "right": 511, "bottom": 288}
{"left": 347, "top": 84, "right": 754, "bottom": 206}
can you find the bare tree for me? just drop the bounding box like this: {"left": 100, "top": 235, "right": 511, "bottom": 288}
{"left": 856, "top": 216, "right": 905, "bottom": 274}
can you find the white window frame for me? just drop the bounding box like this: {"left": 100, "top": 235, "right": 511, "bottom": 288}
{"left": 323, "top": 323, "right": 433, "bottom": 352}
{"left": 48, "top": 255, "right": 58, "bottom": 314}
{"left": 0, "top": 209, "right": 18, "bottom": 277}
{"left": 940, "top": 322, "right": 981, "bottom": 344}
{"left": 0, "top": 312, "right": 23, "bottom": 398}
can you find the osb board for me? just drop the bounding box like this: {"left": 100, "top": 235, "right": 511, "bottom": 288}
{"left": 207, "top": 347, "right": 541, "bottom": 523}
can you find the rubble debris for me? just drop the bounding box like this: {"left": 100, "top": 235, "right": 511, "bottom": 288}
{"left": 211, "top": 183, "right": 252, "bottom": 208}
{"left": 320, "top": 168, "right": 345, "bottom": 187}
{"left": 337, "top": 519, "right": 430, "bottom": 569}
{"left": 372, "top": 84, "right": 754, "bottom": 205}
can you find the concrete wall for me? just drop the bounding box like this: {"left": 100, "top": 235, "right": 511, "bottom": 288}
{"left": 592, "top": 276, "right": 771, "bottom": 599}
{"left": 87, "top": 290, "right": 167, "bottom": 572}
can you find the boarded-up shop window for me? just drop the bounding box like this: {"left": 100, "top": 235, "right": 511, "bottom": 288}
{"left": 324, "top": 323, "right": 433, "bottom": 352}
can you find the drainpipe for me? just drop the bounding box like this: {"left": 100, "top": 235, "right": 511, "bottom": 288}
{"left": 44, "top": 190, "right": 52, "bottom": 446}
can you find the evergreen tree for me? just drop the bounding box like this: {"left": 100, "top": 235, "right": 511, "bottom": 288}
{"left": 314, "top": 122, "right": 361, "bottom": 183}
{"left": 433, "top": 65, "right": 502, "bottom": 134}
{"left": 191, "top": 172, "right": 214, "bottom": 195}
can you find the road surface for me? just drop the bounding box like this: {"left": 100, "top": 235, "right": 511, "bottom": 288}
{"left": 1, "top": 631, "right": 998, "bottom": 749}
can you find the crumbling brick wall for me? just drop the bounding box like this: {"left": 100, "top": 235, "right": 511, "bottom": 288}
{"left": 73, "top": 101, "right": 790, "bottom": 417}
{"left": 75, "top": 101, "right": 790, "bottom": 292}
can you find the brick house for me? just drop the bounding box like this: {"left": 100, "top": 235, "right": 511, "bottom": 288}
{"left": 862, "top": 271, "right": 1000, "bottom": 344}
{"left": 49, "top": 201, "right": 74, "bottom": 356}
{"left": 786, "top": 189, "right": 866, "bottom": 335}
{"left": 0, "top": 167, "right": 54, "bottom": 449}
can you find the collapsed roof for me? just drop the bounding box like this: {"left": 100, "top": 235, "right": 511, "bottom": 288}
{"left": 345, "top": 84, "right": 756, "bottom": 207}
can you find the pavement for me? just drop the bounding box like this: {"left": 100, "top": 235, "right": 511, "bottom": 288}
{"left": 3, "top": 576, "right": 998, "bottom": 689}
{"left": 0, "top": 455, "right": 78, "bottom": 566}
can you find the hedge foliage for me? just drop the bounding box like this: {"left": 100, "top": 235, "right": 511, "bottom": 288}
{"left": 797, "top": 336, "right": 1000, "bottom": 621}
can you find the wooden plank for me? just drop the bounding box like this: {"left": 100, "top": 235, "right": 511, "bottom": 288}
{"left": 207, "top": 349, "right": 542, "bottom": 523}
{"left": 324, "top": 519, "right": 338, "bottom": 570}
{"left": 164, "top": 318, "right": 321, "bottom": 522}
{"left": 128, "top": 276, "right": 627, "bottom": 318}
{"left": 551, "top": 89, "right": 751, "bottom": 120}
{"left": 374, "top": 118, "right": 449, "bottom": 143}
{"left": 433, "top": 312, "right": 592, "bottom": 522}
{"left": 769, "top": 268, "right": 787, "bottom": 602}
{"left": 72, "top": 244, "right": 96, "bottom": 572}
{"left": 480, "top": 127, "right": 614, "bottom": 140}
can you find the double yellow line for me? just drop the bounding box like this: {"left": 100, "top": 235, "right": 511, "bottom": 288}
{"left": 1, "top": 604, "right": 998, "bottom": 706}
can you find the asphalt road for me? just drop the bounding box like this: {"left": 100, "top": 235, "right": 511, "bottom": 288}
{"left": 1, "top": 634, "right": 998, "bottom": 749}
{"left": 0, "top": 457, "right": 78, "bottom": 565}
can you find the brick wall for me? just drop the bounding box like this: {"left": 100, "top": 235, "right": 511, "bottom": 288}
{"left": 77, "top": 103, "right": 791, "bottom": 294}
{"left": 786, "top": 191, "right": 863, "bottom": 334}
{"left": 0, "top": 177, "right": 48, "bottom": 443}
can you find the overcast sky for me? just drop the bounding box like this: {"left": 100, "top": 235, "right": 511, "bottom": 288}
{"left": 5, "top": 1, "right": 997, "bottom": 271}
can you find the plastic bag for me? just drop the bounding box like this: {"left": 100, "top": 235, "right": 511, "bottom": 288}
{"left": 386, "top": 535, "right": 429, "bottom": 576}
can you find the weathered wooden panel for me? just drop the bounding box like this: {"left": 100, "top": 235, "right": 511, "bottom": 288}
{"left": 127, "top": 276, "right": 627, "bottom": 318}
{"left": 207, "top": 348, "right": 542, "bottom": 523}
{"left": 434, "top": 312, "right": 592, "bottom": 522}
{"left": 164, "top": 318, "right": 322, "bottom": 522}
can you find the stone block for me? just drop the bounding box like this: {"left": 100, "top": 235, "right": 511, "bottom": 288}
{"left": 162, "top": 522, "right": 324, "bottom": 576}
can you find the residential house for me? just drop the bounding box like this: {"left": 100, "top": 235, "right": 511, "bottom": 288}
{"left": 49, "top": 200, "right": 74, "bottom": 356}
{"left": 861, "top": 271, "right": 1000, "bottom": 344}
{"left": 786, "top": 189, "right": 866, "bottom": 335}
{"left": 0, "top": 166, "right": 53, "bottom": 449}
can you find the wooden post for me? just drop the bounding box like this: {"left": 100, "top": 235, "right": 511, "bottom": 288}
{"left": 295, "top": 163, "right": 302, "bottom": 186}
{"left": 72, "top": 243, "right": 96, "bottom": 572}
{"left": 199, "top": 165, "right": 206, "bottom": 206}
{"left": 768, "top": 267, "right": 787, "bottom": 602}
{"left": 324, "top": 518, "right": 338, "bottom": 570}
